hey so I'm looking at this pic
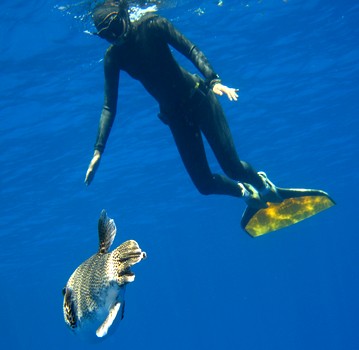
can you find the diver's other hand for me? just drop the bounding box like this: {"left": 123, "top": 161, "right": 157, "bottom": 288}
{"left": 85, "top": 150, "right": 102, "bottom": 186}
{"left": 212, "top": 83, "right": 239, "bottom": 101}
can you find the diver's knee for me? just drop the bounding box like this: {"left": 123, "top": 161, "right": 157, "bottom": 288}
{"left": 195, "top": 180, "right": 213, "bottom": 195}
{"left": 223, "top": 168, "right": 237, "bottom": 180}
{"left": 197, "top": 185, "right": 212, "bottom": 196}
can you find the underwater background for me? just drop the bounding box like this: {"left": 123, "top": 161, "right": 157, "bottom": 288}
{"left": 1, "top": 0, "right": 358, "bottom": 349}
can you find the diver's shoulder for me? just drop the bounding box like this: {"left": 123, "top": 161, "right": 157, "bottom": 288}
{"left": 104, "top": 45, "right": 116, "bottom": 58}
{"left": 134, "top": 12, "right": 166, "bottom": 28}
{"left": 104, "top": 45, "right": 121, "bottom": 65}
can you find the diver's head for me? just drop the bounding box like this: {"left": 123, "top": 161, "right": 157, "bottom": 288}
{"left": 92, "top": 1, "right": 130, "bottom": 45}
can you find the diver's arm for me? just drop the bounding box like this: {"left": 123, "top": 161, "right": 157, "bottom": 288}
{"left": 95, "top": 48, "right": 120, "bottom": 153}
{"left": 85, "top": 49, "right": 120, "bottom": 185}
{"left": 153, "top": 16, "right": 238, "bottom": 100}
{"left": 94, "top": 106, "right": 117, "bottom": 154}
{"left": 152, "top": 16, "right": 218, "bottom": 82}
{"left": 186, "top": 44, "right": 238, "bottom": 100}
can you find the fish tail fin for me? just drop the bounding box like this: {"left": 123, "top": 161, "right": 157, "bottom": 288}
{"left": 112, "top": 240, "right": 146, "bottom": 285}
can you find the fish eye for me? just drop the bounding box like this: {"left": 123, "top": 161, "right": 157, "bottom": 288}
{"left": 62, "top": 287, "right": 66, "bottom": 296}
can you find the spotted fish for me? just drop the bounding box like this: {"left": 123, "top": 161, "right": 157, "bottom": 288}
{"left": 62, "top": 209, "right": 146, "bottom": 341}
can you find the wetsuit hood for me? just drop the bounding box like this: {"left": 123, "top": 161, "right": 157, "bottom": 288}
{"left": 92, "top": 1, "right": 131, "bottom": 43}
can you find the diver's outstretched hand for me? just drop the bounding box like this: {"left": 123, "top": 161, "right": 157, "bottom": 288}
{"left": 212, "top": 83, "right": 239, "bottom": 101}
{"left": 85, "top": 150, "right": 102, "bottom": 186}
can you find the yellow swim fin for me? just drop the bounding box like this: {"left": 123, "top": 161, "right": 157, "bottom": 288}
{"left": 241, "top": 188, "right": 335, "bottom": 237}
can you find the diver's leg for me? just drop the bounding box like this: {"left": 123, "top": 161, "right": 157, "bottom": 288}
{"left": 168, "top": 114, "right": 243, "bottom": 197}
{"left": 197, "top": 92, "right": 282, "bottom": 202}
{"left": 196, "top": 91, "right": 264, "bottom": 189}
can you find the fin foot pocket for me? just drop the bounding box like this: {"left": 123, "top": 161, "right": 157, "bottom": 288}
{"left": 257, "top": 171, "right": 283, "bottom": 203}
{"left": 239, "top": 182, "right": 268, "bottom": 209}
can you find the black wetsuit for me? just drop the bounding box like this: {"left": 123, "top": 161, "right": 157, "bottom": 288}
{"left": 94, "top": 14, "right": 264, "bottom": 196}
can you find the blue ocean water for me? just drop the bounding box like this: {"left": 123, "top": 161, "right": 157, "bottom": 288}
{"left": 1, "top": 0, "right": 358, "bottom": 349}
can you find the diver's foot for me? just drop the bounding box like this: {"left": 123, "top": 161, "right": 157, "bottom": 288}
{"left": 257, "top": 171, "right": 283, "bottom": 203}
{"left": 239, "top": 182, "right": 268, "bottom": 209}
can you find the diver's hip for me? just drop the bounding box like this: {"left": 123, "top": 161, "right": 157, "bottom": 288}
{"left": 158, "top": 75, "right": 212, "bottom": 124}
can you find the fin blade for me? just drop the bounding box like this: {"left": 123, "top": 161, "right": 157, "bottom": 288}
{"left": 276, "top": 187, "right": 335, "bottom": 203}
{"left": 98, "top": 210, "right": 117, "bottom": 254}
{"left": 96, "top": 302, "right": 122, "bottom": 338}
{"left": 241, "top": 188, "right": 335, "bottom": 237}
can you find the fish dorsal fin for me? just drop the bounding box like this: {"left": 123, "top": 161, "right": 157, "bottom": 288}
{"left": 98, "top": 210, "right": 117, "bottom": 254}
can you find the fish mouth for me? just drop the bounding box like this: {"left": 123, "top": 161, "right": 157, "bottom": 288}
{"left": 123, "top": 268, "right": 134, "bottom": 277}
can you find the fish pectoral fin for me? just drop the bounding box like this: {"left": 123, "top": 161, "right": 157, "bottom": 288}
{"left": 96, "top": 302, "right": 121, "bottom": 338}
{"left": 63, "top": 287, "right": 77, "bottom": 329}
{"left": 121, "top": 300, "right": 125, "bottom": 320}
